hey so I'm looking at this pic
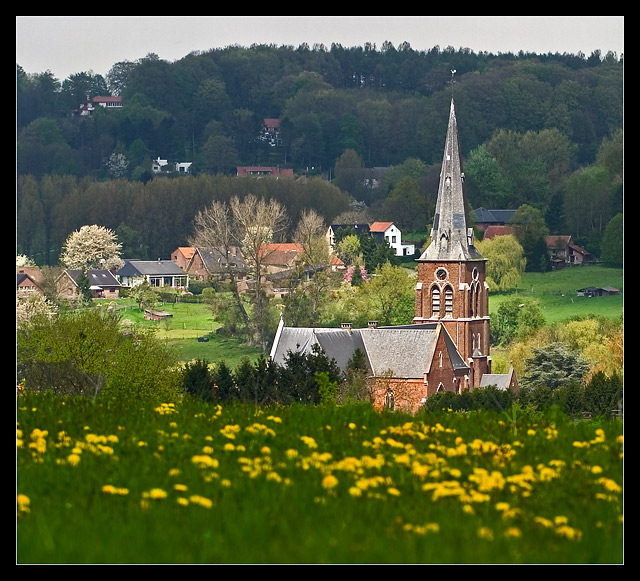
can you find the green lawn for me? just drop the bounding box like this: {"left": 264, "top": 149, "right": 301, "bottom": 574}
{"left": 489, "top": 265, "right": 623, "bottom": 323}
{"left": 99, "top": 298, "right": 263, "bottom": 364}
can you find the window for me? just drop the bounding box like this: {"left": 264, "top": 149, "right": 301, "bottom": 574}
{"left": 431, "top": 286, "right": 440, "bottom": 317}
{"left": 444, "top": 285, "right": 453, "bottom": 315}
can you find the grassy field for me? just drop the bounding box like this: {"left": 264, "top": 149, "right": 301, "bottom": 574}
{"left": 16, "top": 395, "right": 623, "bottom": 564}
{"left": 101, "top": 298, "right": 263, "bottom": 365}
{"left": 489, "top": 265, "right": 623, "bottom": 323}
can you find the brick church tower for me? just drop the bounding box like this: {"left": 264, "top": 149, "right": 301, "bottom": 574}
{"left": 413, "top": 99, "right": 491, "bottom": 388}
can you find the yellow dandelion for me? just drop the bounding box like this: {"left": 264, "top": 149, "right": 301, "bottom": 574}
{"left": 147, "top": 488, "right": 168, "bottom": 500}
{"left": 67, "top": 453, "right": 81, "bottom": 466}
{"left": 504, "top": 527, "right": 522, "bottom": 538}
{"left": 322, "top": 474, "right": 338, "bottom": 489}
{"left": 477, "top": 527, "right": 494, "bottom": 541}
{"left": 349, "top": 486, "right": 362, "bottom": 497}
{"left": 17, "top": 494, "right": 30, "bottom": 515}
{"left": 387, "top": 487, "right": 401, "bottom": 496}
{"left": 189, "top": 495, "right": 213, "bottom": 509}
{"left": 177, "top": 497, "right": 189, "bottom": 506}
{"left": 174, "top": 483, "right": 188, "bottom": 492}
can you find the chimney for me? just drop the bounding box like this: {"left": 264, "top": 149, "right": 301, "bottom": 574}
{"left": 341, "top": 322, "right": 352, "bottom": 334}
{"left": 368, "top": 321, "right": 379, "bottom": 329}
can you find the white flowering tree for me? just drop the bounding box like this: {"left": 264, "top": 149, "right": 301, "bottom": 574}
{"left": 60, "top": 225, "right": 124, "bottom": 272}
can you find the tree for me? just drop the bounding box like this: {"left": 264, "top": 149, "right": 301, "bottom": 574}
{"left": 191, "top": 200, "right": 251, "bottom": 339}
{"left": 510, "top": 204, "right": 550, "bottom": 272}
{"left": 476, "top": 234, "right": 526, "bottom": 291}
{"left": 491, "top": 296, "right": 545, "bottom": 346}
{"left": 600, "top": 213, "right": 623, "bottom": 266}
{"left": 17, "top": 308, "right": 182, "bottom": 402}
{"left": 359, "top": 263, "right": 414, "bottom": 326}
{"left": 522, "top": 342, "right": 590, "bottom": 390}
{"left": 60, "top": 224, "right": 124, "bottom": 271}
{"left": 193, "top": 194, "right": 287, "bottom": 349}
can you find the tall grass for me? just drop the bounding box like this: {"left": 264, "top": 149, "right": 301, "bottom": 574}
{"left": 17, "top": 395, "right": 623, "bottom": 564}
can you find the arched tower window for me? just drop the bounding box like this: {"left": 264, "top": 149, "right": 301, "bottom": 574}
{"left": 431, "top": 286, "right": 440, "bottom": 318}
{"left": 444, "top": 285, "right": 453, "bottom": 316}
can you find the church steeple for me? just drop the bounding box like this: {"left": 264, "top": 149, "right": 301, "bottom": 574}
{"left": 419, "top": 99, "right": 484, "bottom": 263}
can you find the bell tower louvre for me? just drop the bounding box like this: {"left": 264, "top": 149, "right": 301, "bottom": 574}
{"left": 414, "top": 98, "right": 491, "bottom": 387}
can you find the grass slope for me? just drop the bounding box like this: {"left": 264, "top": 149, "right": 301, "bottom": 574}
{"left": 489, "top": 265, "right": 623, "bottom": 323}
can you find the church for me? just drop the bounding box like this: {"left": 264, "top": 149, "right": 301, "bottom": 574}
{"left": 270, "top": 99, "right": 517, "bottom": 413}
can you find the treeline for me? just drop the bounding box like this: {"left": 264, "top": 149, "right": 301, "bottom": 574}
{"left": 17, "top": 45, "right": 622, "bottom": 175}
{"left": 17, "top": 173, "right": 350, "bottom": 265}
{"left": 17, "top": 44, "right": 623, "bottom": 264}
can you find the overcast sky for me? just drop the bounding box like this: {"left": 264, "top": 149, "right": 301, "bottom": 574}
{"left": 17, "top": 16, "right": 623, "bottom": 82}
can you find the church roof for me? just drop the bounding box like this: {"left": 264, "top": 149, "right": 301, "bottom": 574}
{"left": 269, "top": 321, "right": 470, "bottom": 379}
{"left": 419, "top": 99, "right": 484, "bottom": 263}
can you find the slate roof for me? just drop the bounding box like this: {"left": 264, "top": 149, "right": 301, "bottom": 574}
{"left": 474, "top": 208, "right": 517, "bottom": 225}
{"left": 118, "top": 259, "right": 186, "bottom": 277}
{"left": 66, "top": 269, "right": 121, "bottom": 288}
{"left": 269, "top": 321, "right": 470, "bottom": 379}
{"left": 196, "top": 247, "right": 246, "bottom": 273}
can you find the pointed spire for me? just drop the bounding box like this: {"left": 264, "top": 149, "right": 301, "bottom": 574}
{"left": 419, "top": 99, "right": 484, "bottom": 262}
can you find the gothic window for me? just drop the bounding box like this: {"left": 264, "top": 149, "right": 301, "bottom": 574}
{"left": 444, "top": 285, "right": 453, "bottom": 315}
{"left": 431, "top": 286, "right": 440, "bottom": 317}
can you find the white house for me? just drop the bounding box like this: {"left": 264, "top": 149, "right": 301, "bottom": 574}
{"left": 369, "top": 222, "right": 415, "bottom": 257}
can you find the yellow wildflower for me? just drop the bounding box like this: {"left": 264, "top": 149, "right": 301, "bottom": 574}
{"left": 322, "top": 474, "right": 338, "bottom": 489}
{"left": 189, "top": 495, "right": 213, "bottom": 509}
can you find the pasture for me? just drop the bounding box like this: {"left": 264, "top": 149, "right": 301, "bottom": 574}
{"left": 17, "top": 395, "right": 623, "bottom": 564}
{"left": 489, "top": 265, "right": 623, "bottom": 323}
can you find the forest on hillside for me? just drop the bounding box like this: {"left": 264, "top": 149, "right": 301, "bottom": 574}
{"left": 17, "top": 43, "right": 623, "bottom": 265}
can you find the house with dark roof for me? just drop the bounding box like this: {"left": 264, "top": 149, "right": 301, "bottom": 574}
{"left": 56, "top": 269, "right": 121, "bottom": 300}
{"left": 17, "top": 272, "right": 44, "bottom": 295}
{"left": 473, "top": 208, "right": 517, "bottom": 232}
{"left": 117, "top": 259, "right": 188, "bottom": 289}
{"left": 187, "top": 247, "right": 247, "bottom": 281}
{"left": 546, "top": 235, "right": 595, "bottom": 268}
{"left": 237, "top": 166, "right": 293, "bottom": 177}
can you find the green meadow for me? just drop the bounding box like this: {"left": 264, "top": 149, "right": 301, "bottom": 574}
{"left": 17, "top": 395, "right": 623, "bottom": 564}
{"left": 488, "top": 265, "right": 623, "bottom": 323}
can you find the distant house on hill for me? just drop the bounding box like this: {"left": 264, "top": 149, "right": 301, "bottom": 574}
{"left": 473, "top": 208, "right": 517, "bottom": 232}
{"left": 76, "top": 96, "right": 123, "bottom": 116}
{"left": 237, "top": 166, "right": 293, "bottom": 177}
{"left": 546, "top": 235, "right": 594, "bottom": 268}
{"left": 482, "top": 225, "right": 514, "bottom": 240}
{"left": 369, "top": 222, "right": 415, "bottom": 257}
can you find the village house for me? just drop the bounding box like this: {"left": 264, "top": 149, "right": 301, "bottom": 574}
{"left": 272, "top": 99, "right": 516, "bottom": 413}
{"left": 369, "top": 221, "right": 416, "bottom": 257}
{"left": 172, "top": 246, "right": 247, "bottom": 282}
{"left": 17, "top": 271, "right": 44, "bottom": 295}
{"left": 56, "top": 269, "right": 121, "bottom": 300}
{"left": 546, "top": 235, "right": 594, "bottom": 268}
{"left": 236, "top": 166, "right": 294, "bottom": 177}
{"left": 76, "top": 96, "right": 123, "bottom": 116}
{"left": 117, "top": 259, "right": 188, "bottom": 289}
{"left": 473, "top": 208, "right": 517, "bottom": 232}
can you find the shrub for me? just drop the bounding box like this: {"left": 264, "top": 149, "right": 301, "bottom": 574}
{"left": 17, "top": 307, "right": 182, "bottom": 403}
